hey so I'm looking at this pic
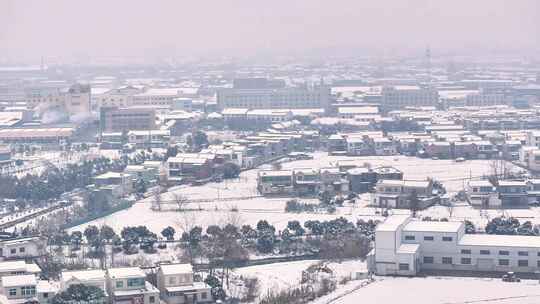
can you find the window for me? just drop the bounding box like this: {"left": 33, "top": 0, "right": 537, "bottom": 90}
{"left": 499, "top": 250, "right": 510, "bottom": 256}
{"left": 423, "top": 256, "right": 434, "bottom": 264}
{"left": 442, "top": 237, "right": 453, "bottom": 242}
{"left": 10, "top": 249, "right": 16, "bottom": 254}
{"left": 9, "top": 289, "right": 16, "bottom": 296}
{"left": 19, "top": 247, "right": 25, "bottom": 253}
{"left": 537, "top": 261, "right": 540, "bottom": 267}
{"left": 499, "top": 259, "right": 510, "bottom": 266}
{"left": 480, "top": 250, "right": 490, "bottom": 255}
{"left": 149, "top": 296, "right": 155, "bottom": 303}
{"left": 461, "top": 258, "right": 471, "bottom": 265}
{"left": 169, "top": 277, "right": 176, "bottom": 285}
{"left": 43, "top": 293, "right": 48, "bottom": 298}
{"left": 518, "top": 260, "right": 529, "bottom": 267}
{"left": 423, "top": 236, "right": 434, "bottom": 241}
{"left": 518, "top": 251, "right": 529, "bottom": 256}
{"left": 442, "top": 257, "right": 453, "bottom": 264}
{"left": 201, "top": 292, "right": 208, "bottom": 300}
{"left": 461, "top": 249, "right": 471, "bottom": 254}
{"left": 399, "top": 263, "right": 409, "bottom": 271}
{"left": 21, "top": 286, "right": 36, "bottom": 296}
{"left": 127, "top": 278, "right": 145, "bottom": 287}
{"left": 404, "top": 235, "right": 415, "bottom": 241}
{"left": 116, "top": 281, "right": 124, "bottom": 288}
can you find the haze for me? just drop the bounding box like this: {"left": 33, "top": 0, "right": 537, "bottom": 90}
{"left": 1, "top": 0, "right": 539, "bottom": 63}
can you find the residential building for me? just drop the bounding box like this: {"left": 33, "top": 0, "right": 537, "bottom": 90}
{"left": 369, "top": 214, "right": 540, "bottom": 276}
{"left": 467, "top": 180, "right": 500, "bottom": 208}
{"left": 0, "top": 237, "right": 44, "bottom": 259}
{"left": 156, "top": 264, "right": 212, "bottom": 304}
{"left": 93, "top": 172, "right": 133, "bottom": 198}
{"left": 257, "top": 170, "right": 294, "bottom": 195}
{"left": 100, "top": 107, "right": 156, "bottom": 133}
{"left": 106, "top": 267, "right": 159, "bottom": 304}
{"left": 0, "top": 274, "right": 57, "bottom": 304}
{"left": 127, "top": 130, "right": 170, "bottom": 148}
{"left": 372, "top": 179, "right": 433, "bottom": 209}
{"left": 166, "top": 153, "right": 215, "bottom": 182}
{"left": 497, "top": 180, "right": 528, "bottom": 206}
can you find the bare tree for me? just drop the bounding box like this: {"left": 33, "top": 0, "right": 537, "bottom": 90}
{"left": 446, "top": 202, "right": 455, "bottom": 218}
{"left": 151, "top": 186, "right": 162, "bottom": 211}
{"left": 172, "top": 193, "right": 189, "bottom": 212}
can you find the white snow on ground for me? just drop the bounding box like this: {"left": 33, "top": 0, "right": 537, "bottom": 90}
{"left": 332, "top": 276, "right": 540, "bottom": 304}
{"left": 228, "top": 259, "right": 367, "bottom": 302}
{"left": 231, "top": 260, "right": 319, "bottom": 296}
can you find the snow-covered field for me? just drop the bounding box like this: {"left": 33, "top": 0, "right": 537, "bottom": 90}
{"left": 333, "top": 276, "right": 540, "bottom": 304}
{"left": 69, "top": 153, "right": 520, "bottom": 234}
{"left": 228, "top": 259, "right": 367, "bottom": 302}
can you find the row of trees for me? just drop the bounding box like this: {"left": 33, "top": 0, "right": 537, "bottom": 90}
{"left": 485, "top": 217, "right": 540, "bottom": 236}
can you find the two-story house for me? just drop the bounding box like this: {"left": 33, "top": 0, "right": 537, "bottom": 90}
{"left": 0, "top": 274, "right": 57, "bottom": 304}
{"left": 106, "top": 267, "right": 159, "bottom": 304}
{"left": 467, "top": 180, "right": 500, "bottom": 208}
{"left": 61, "top": 269, "right": 108, "bottom": 301}
{"left": 156, "top": 264, "right": 212, "bottom": 304}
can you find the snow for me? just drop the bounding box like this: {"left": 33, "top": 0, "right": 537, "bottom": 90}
{"left": 333, "top": 276, "right": 540, "bottom": 304}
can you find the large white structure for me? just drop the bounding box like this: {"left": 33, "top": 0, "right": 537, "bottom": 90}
{"left": 381, "top": 86, "right": 439, "bottom": 112}
{"left": 369, "top": 214, "right": 540, "bottom": 276}
{"left": 217, "top": 80, "right": 330, "bottom": 110}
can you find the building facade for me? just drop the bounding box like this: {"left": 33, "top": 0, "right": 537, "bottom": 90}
{"left": 369, "top": 214, "right": 540, "bottom": 276}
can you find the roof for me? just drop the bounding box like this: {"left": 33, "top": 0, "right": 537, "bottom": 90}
{"left": 159, "top": 264, "right": 193, "bottom": 275}
{"left": 107, "top": 267, "right": 145, "bottom": 279}
{"left": 258, "top": 170, "right": 293, "bottom": 177}
{"left": 459, "top": 234, "right": 540, "bottom": 248}
{"left": 0, "top": 261, "right": 37, "bottom": 273}
{"left": 36, "top": 280, "right": 59, "bottom": 293}
{"left": 165, "top": 282, "right": 209, "bottom": 293}
{"left": 468, "top": 180, "right": 493, "bottom": 187}
{"left": 498, "top": 181, "right": 527, "bottom": 187}
{"left": 403, "top": 220, "right": 463, "bottom": 233}
{"left": 0, "top": 128, "right": 74, "bottom": 139}
{"left": 61, "top": 269, "right": 106, "bottom": 283}
{"left": 376, "top": 214, "right": 411, "bottom": 232}
{"left": 2, "top": 275, "right": 36, "bottom": 287}
{"left": 397, "top": 243, "right": 420, "bottom": 254}
{"left": 338, "top": 106, "right": 379, "bottom": 115}
{"left": 378, "top": 179, "right": 430, "bottom": 188}
{"left": 94, "top": 171, "right": 131, "bottom": 179}
{"left": 222, "top": 108, "right": 249, "bottom": 115}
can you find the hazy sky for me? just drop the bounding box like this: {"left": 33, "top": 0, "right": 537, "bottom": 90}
{"left": 1, "top": 0, "right": 539, "bottom": 63}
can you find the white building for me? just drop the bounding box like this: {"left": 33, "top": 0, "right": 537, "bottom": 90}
{"left": 381, "top": 86, "right": 439, "bottom": 112}
{"left": 369, "top": 214, "right": 540, "bottom": 276}
{"left": 0, "top": 274, "right": 57, "bottom": 304}
{"left": 106, "top": 267, "right": 159, "bottom": 304}
{"left": 156, "top": 264, "right": 212, "bottom": 304}
{"left": 0, "top": 261, "right": 41, "bottom": 278}
{"left": 0, "top": 237, "right": 44, "bottom": 259}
